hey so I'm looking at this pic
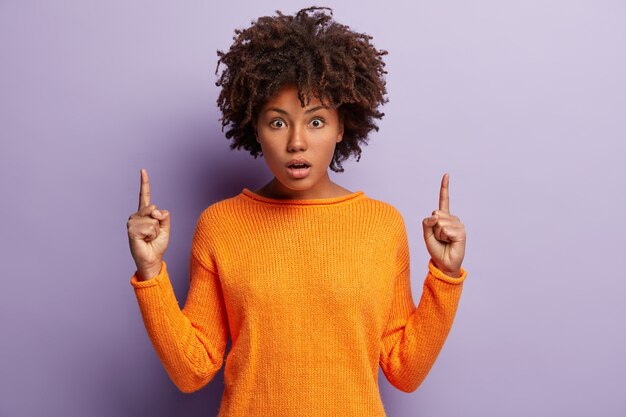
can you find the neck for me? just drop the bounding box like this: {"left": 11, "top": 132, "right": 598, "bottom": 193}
{"left": 256, "top": 177, "right": 351, "bottom": 200}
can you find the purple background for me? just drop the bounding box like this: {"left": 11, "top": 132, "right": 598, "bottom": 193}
{"left": 1, "top": 1, "right": 625, "bottom": 416}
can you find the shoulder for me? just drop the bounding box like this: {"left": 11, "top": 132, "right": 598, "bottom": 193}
{"left": 361, "top": 196, "right": 410, "bottom": 265}
{"left": 200, "top": 194, "right": 237, "bottom": 217}
{"left": 360, "top": 195, "right": 407, "bottom": 230}
{"left": 193, "top": 193, "right": 243, "bottom": 232}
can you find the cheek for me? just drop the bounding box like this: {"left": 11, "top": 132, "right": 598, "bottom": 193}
{"left": 325, "top": 133, "right": 341, "bottom": 151}
{"left": 258, "top": 140, "right": 283, "bottom": 165}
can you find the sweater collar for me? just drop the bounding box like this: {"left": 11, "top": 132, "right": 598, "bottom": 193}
{"left": 241, "top": 188, "right": 366, "bottom": 206}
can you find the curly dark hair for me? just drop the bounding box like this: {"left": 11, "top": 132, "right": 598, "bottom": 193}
{"left": 214, "top": 6, "right": 389, "bottom": 173}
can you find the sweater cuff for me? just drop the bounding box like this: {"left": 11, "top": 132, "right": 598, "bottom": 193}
{"left": 130, "top": 261, "right": 167, "bottom": 288}
{"left": 428, "top": 259, "right": 467, "bottom": 284}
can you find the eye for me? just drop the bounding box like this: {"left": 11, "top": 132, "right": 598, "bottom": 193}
{"left": 310, "top": 118, "right": 325, "bottom": 128}
{"left": 270, "top": 119, "right": 285, "bottom": 129}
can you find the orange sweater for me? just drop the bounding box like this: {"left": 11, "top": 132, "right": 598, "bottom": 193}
{"left": 130, "top": 188, "right": 467, "bottom": 416}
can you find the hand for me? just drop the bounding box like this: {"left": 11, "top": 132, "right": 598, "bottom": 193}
{"left": 422, "top": 173, "right": 466, "bottom": 277}
{"left": 127, "top": 168, "right": 171, "bottom": 280}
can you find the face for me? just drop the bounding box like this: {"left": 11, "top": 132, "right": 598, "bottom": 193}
{"left": 254, "top": 84, "right": 344, "bottom": 199}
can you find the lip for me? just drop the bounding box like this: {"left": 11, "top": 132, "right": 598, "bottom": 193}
{"left": 286, "top": 165, "right": 311, "bottom": 179}
{"left": 285, "top": 158, "right": 311, "bottom": 167}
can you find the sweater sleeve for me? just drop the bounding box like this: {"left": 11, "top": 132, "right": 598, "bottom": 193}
{"left": 129, "top": 215, "right": 230, "bottom": 393}
{"left": 379, "top": 217, "right": 466, "bottom": 393}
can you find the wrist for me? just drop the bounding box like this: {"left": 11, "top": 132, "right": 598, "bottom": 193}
{"left": 441, "top": 268, "right": 462, "bottom": 278}
{"left": 431, "top": 260, "right": 462, "bottom": 278}
{"left": 137, "top": 260, "right": 163, "bottom": 281}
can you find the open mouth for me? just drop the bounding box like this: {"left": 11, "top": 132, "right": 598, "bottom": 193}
{"left": 287, "top": 163, "right": 310, "bottom": 169}
{"left": 286, "top": 163, "right": 311, "bottom": 178}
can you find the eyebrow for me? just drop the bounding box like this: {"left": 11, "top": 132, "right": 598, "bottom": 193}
{"left": 265, "top": 105, "right": 327, "bottom": 115}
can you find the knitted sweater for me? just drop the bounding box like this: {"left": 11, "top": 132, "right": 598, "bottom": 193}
{"left": 130, "top": 188, "right": 467, "bottom": 416}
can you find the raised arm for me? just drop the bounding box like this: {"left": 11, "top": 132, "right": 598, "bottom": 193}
{"left": 379, "top": 172, "right": 467, "bottom": 392}
{"left": 379, "top": 258, "right": 466, "bottom": 392}
{"left": 128, "top": 169, "right": 229, "bottom": 393}
{"left": 130, "top": 257, "right": 230, "bottom": 393}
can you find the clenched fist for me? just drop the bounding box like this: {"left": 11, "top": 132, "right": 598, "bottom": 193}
{"left": 127, "top": 168, "right": 171, "bottom": 281}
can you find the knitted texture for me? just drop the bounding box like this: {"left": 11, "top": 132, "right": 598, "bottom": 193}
{"left": 130, "top": 188, "right": 467, "bottom": 416}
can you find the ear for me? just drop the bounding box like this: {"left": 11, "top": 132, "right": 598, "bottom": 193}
{"left": 337, "top": 113, "right": 344, "bottom": 143}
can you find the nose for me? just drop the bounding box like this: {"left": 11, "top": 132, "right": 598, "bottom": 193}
{"left": 287, "top": 125, "right": 307, "bottom": 152}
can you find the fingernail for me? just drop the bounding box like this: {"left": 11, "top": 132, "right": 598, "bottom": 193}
{"left": 154, "top": 210, "right": 161, "bottom": 216}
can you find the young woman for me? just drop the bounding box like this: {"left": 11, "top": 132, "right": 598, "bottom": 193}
{"left": 127, "top": 6, "right": 467, "bottom": 416}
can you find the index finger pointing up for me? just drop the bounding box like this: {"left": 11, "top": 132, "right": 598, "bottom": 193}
{"left": 439, "top": 173, "right": 450, "bottom": 212}
{"left": 139, "top": 168, "right": 151, "bottom": 210}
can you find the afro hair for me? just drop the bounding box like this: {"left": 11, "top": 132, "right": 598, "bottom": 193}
{"left": 214, "top": 6, "right": 389, "bottom": 172}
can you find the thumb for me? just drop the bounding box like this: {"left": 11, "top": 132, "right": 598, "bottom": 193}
{"left": 154, "top": 209, "right": 170, "bottom": 234}
{"left": 422, "top": 215, "right": 437, "bottom": 241}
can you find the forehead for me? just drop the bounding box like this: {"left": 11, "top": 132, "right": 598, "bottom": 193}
{"left": 261, "top": 84, "right": 330, "bottom": 110}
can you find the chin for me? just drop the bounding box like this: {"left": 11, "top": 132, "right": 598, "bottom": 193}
{"left": 275, "top": 176, "right": 314, "bottom": 190}
{"left": 280, "top": 180, "right": 311, "bottom": 190}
